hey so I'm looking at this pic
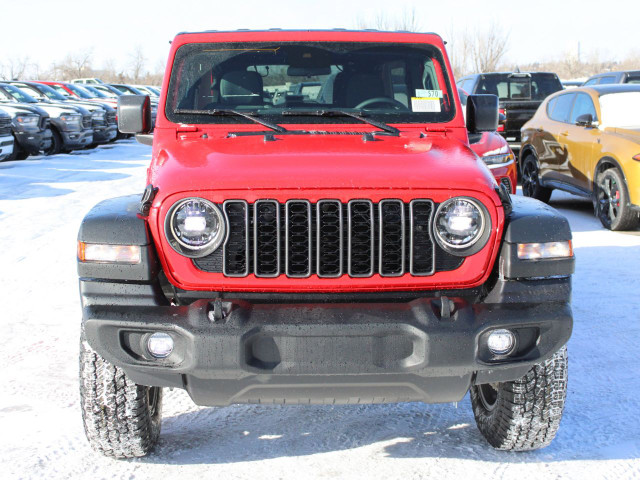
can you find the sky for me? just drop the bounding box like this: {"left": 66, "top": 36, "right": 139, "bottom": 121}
{"left": 0, "top": 0, "right": 637, "bottom": 74}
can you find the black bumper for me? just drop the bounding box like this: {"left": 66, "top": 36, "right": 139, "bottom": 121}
{"left": 93, "top": 125, "right": 118, "bottom": 144}
{"left": 61, "top": 128, "right": 93, "bottom": 149}
{"left": 14, "top": 129, "right": 51, "bottom": 154}
{"left": 82, "top": 277, "right": 572, "bottom": 406}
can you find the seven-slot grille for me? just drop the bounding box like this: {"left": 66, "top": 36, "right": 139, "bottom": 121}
{"left": 195, "top": 199, "right": 464, "bottom": 278}
{"left": 0, "top": 116, "right": 11, "bottom": 136}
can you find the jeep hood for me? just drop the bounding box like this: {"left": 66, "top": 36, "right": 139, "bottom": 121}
{"left": 150, "top": 132, "right": 498, "bottom": 200}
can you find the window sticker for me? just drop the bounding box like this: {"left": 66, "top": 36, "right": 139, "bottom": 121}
{"left": 411, "top": 97, "right": 441, "bottom": 112}
{"left": 415, "top": 89, "right": 443, "bottom": 98}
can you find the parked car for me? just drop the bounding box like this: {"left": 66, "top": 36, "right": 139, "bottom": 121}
{"left": 459, "top": 88, "right": 517, "bottom": 193}
{"left": 583, "top": 71, "right": 640, "bottom": 86}
{"left": 71, "top": 78, "right": 104, "bottom": 85}
{"left": 88, "top": 83, "right": 123, "bottom": 98}
{"left": 0, "top": 92, "right": 52, "bottom": 159}
{"left": 0, "top": 83, "right": 93, "bottom": 155}
{"left": 0, "top": 108, "right": 15, "bottom": 161}
{"left": 78, "top": 30, "right": 575, "bottom": 458}
{"left": 521, "top": 84, "right": 640, "bottom": 230}
{"left": 8, "top": 81, "right": 117, "bottom": 145}
{"left": 457, "top": 72, "right": 564, "bottom": 155}
{"left": 131, "top": 85, "right": 161, "bottom": 98}
{"left": 76, "top": 85, "right": 119, "bottom": 109}
{"left": 561, "top": 80, "right": 584, "bottom": 89}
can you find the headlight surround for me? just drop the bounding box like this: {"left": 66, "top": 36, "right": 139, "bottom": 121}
{"left": 13, "top": 114, "right": 40, "bottom": 131}
{"left": 434, "top": 197, "right": 490, "bottom": 256}
{"left": 165, "top": 198, "right": 226, "bottom": 258}
{"left": 483, "top": 152, "right": 515, "bottom": 168}
{"left": 59, "top": 113, "right": 83, "bottom": 131}
{"left": 91, "top": 110, "right": 106, "bottom": 122}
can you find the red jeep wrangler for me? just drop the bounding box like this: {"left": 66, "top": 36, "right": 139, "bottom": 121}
{"left": 77, "top": 30, "right": 574, "bottom": 458}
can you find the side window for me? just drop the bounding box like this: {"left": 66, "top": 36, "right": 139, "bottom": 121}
{"left": 548, "top": 93, "right": 575, "bottom": 123}
{"left": 569, "top": 93, "right": 597, "bottom": 124}
{"left": 546, "top": 97, "right": 558, "bottom": 117}
{"left": 583, "top": 78, "right": 599, "bottom": 86}
{"left": 598, "top": 76, "right": 616, "bottom": 85}
{"left": 460, "top": 78, "right": 475, "bottom": 93}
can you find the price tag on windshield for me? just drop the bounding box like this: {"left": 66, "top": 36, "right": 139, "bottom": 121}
{"left": 415, "top": 89, "right": 443, "bottom": 98}
{"left": 411, "top": 97, "right": 441, "bottom": 112}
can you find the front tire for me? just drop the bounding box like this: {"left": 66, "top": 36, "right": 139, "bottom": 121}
{"left": 521, "top": 154, "right": 552, "bottom": 203}
{"left": 79, "top": 328, "right": 162, "bottom": 458}
{"left": 45, "top": 129, "right": 63, "bottom": 156}
{"left": 470, "top": 346, "right": 568, "bottom": 451}
{"left": 595, "top": 168, "right": 638, "bottom": 231}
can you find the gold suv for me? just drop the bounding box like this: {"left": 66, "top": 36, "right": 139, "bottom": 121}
{"left": 521, "top": 84, "right": 640, "bottom": 230}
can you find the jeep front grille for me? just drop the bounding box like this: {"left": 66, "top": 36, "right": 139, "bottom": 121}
{"left": 195, "top": 199, "right": 463, "bottom": 278}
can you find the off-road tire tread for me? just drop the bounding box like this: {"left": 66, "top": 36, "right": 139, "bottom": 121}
{"left": 470, "top": 346, "right": 568, "bottom": 451}
{"left": 79, "top": 328, "right": 162, "bottom": 458}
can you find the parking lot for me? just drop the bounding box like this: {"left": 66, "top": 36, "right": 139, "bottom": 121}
{"left": 0, "top": 140, "right": 638, "bottom": 479}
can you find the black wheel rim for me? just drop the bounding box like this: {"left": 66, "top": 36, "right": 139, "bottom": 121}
{"left": 522, "top": 160, "right": 537, "bottom": 197}
{"left": 478, "top": 383, "right": 499, "bottom": 412}
{"left": 147, "top": 386, "right": 160, "bottom": 417}
{"left": 597, "top": 174, "right": 620, "bottom": 227}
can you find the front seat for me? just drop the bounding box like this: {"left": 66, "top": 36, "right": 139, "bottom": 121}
{"left": 219, "top": 71, "right": 264, "bottom": 106}
{"left": 333, "top": 72, "right": 387, "bottom": 108}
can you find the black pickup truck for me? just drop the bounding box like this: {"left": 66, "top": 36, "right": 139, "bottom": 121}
{"left": 457, "top": 72, "right": 563, "bottom": 156}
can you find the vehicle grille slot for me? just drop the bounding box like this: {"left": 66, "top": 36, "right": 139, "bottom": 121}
{"left": 254, "top": 200, "right": 280, "bottom": 277}
{"left": 285, "top": 200, "right": 312, "bottom": 277}
{"left": 316, "top": 200, "right": 343, "bottom": 277}
{"left": 379, "top": 200, "right": 405, "bottom": 276}
{"left": 222, "top": 200, "right": 249, "bottom": 276}
{"left": 409, "top": 200, "right": 435, "bottom": 275}
{"left": 348, "top": 200, "right": 374, "bottom": 277}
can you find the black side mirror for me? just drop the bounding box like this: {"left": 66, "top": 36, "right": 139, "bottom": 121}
{"left": 575, "top": 113, "right": 593, "bottom": 127}
{"left": 117, "top": 95, "right": 151, "bottom": 134}
{"left": 466, "top": 94, "right": 499, "bottom": 133}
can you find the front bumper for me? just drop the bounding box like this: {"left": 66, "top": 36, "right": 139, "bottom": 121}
{"left": 92, "top": 125, "right": 118, "bottom": 144}
{"left": 61, "top": 128, "right": 93, "bottom": 149}
{"left": 0, "top": 135, "right": 13, "bottom": 160}
{"left": 82, "top": 277, "right": 572, "bottom": 406}
{"left": 14, "top": 129, "right": 51, "bottom": 154}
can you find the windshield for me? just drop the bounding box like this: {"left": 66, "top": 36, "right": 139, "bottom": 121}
{"left": 94, "top": 85, "right": 122, "bottom": 97}
{"left": 31, "top": 83, "right": 68, "bottom": 101}
{"left": 166, "top": 41, "right": 455, "bottom": 125}
{"left": 83, "top": 85, "right": 107, "bottom": 98}
{"left": 0, "top": 84, "right": 38, "bottom": 103}
{"left": 476, "top": 73, "right": 562, "bottom": 101}
{"left": 599, "top": 92, "right": 640, "bottom": 128}
{"left": 65, "top": 83, "right": 92, "bottom": 99}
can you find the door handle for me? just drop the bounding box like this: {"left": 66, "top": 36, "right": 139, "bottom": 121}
{"left": 536, "top": 128, "right": 544, "bottom": 132}
{"left": 560, "top": 131, "right": 569, "bottom": 136}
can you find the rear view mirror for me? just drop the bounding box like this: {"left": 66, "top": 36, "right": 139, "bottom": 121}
{"left": 575, "top": 113, "right": 593, "bottom": 127}
{"left": 118, "top": 95, "right": 151, "bottom": 134}
{"left": 466, "top": 94, "right": 499, "bottom": 133}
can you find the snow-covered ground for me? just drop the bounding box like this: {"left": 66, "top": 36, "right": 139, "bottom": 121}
{"left": 0, "top": 141, "right": 639, "bottom": 480}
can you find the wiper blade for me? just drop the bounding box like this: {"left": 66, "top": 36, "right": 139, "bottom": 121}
{"left": 282, "top": 109, "right": 400, "bottom": 136}
{"left": 174, "top": 108, "right": 287, "bottom": 133}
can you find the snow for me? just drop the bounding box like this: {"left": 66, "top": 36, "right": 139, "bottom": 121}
{"left": 1, "top": 141, "right": 639, "bottom": 479}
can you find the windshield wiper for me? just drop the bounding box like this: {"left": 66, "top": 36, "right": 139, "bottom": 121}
{"left": 174, "top": 108, "right": 287, "bottom": 133}
{"left": 282, "top": 109, "right": 400, "bottom": 136}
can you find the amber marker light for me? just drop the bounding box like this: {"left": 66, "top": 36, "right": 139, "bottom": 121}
{"left": 517, "top": 240, "right": 573, "bottom": 260}
{"left": 77, "top": 242, "right": 141, "bottom": 264}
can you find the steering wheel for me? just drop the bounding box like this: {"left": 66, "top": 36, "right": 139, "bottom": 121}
{"left": 355, "top": 97, "right": 408, "bottom": 110}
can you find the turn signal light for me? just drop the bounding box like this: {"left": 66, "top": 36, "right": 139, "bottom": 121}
{"left": 517, "top": 241, "right": 573, "bottom": 260}
{"left": 77, "top": 242, "right": 141, "bottom": 264}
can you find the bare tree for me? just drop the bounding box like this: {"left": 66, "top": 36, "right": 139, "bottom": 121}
{"left": 50, "top": 49, "right": 94, "bottom": 80}
{"left": 356, "top": 7, "right": 422, "bottom": 32}
{"left": 470, "top": 22, "right": 509, "bottom": 73}
{"left": 128, "top": 45, "right": 146, "bottom": 83}
{"left": 1, "top": 56, "right": 31, "bottom": 80}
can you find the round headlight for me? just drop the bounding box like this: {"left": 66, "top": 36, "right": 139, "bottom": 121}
{"left": 434, "top": 197, "right": 488, "bottom": 254}
{"left": 166, "top": 198, "right": 225, "bottom": 257}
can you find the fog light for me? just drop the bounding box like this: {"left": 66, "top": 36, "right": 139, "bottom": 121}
{"left": 147, "top": 332, "right": 173, "bottom": 358}
{"left": 487, "top": 329, "right": 515, "bottom": 355}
